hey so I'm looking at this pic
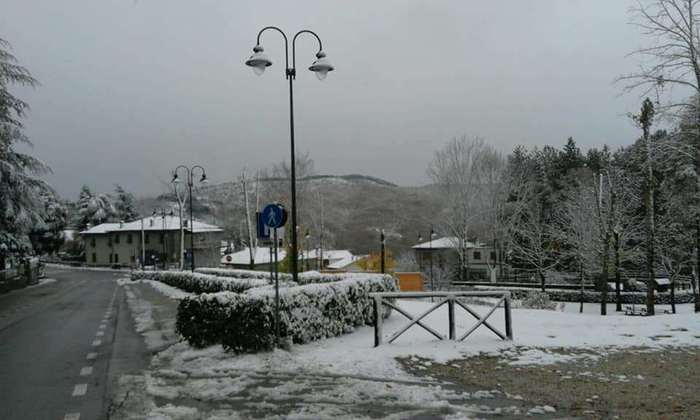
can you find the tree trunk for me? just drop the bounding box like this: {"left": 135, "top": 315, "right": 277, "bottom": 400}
{"left": 645, "top": 136, "right": 656, "bottom": 316}
{"left": 539, "top": 269, "right": 546, "bottom": 292}
{"left": 579, "top": 261, "right": 584, "bottom": 314}
{"left": 614, "top": 232, "right": 622, "bottom": 312}
{"left": 600, "top": 233, "right": 610, "bottom": 316}
{"left": 670, "top": 277, "right": 676, "bottom": 314}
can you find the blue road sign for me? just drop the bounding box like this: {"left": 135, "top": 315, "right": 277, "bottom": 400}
{"left": 256, "top": 212, "right": 270, "bottom": 240}
{"left": 261, "top": 204, "right": 287, "bottom": 229}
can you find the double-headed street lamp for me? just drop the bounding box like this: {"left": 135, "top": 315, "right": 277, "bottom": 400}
{"left": 172, "top": 165, "right": 208, "bottom": 272}
{"left": 152, "top": 207, "right": 173, "bottom": 269}
{"left": 245, "top": 26, "right": 334, "bottom": 284}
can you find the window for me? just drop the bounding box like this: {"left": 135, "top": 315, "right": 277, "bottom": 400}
{"left": 490, "top": 251, "right": 497, "bottom": 261}
{"left": 90, "top": 238, "right": 96, "bottom": 247}
{"left": 127, "top": 234, "right": 133, "bottom": 244}
{"left": 145, "top": 234, "right": 150, "bottom": 244}
{"left": 114, "top": 253, "right": 119, "bottom": 263}
{"left": 115, "top": 234, "right": 120, "bottom": 244}
{"left": 473, "top": 251, "right": 481, "bottom": 260}
{"left": 130, "top": 256, "right": 135, "bottom": 263}
{"left": 91, "top": 253, "right": 96, "bottom": 263}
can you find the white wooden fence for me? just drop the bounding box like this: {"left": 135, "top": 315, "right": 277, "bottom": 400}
{"left": 370, "top": 291, "right": 513, "bottom": 347}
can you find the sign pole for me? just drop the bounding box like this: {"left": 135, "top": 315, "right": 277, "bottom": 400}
{"left": 273, "top": 227, "right": 280, "bottom": 347}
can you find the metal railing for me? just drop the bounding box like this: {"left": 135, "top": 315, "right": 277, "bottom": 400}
{"left": 370, "top": 291, "right": 513, "bottom": 347}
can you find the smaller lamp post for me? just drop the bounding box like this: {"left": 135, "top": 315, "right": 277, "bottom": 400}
{"left": 380, "top": 229, "right": 386, "bottom": 274}
{"left": 429, "top": 227, "right": 436, "bottom": 292}
{"left": 172, "top": 165, "right": 208, "bottom": 271}
{"left": 304, "top": 230, "right": 310, "bottom": 271}
{"left": 152, "top": 208, "right": 173, "bottom": 269}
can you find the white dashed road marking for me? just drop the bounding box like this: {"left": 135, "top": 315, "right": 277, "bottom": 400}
{"left": 72, "top": 384, "right": 87, "bottom": 397}
{"left": 63, "top": 413, "right": 80, "bottom": 420}
{"left": 96, "top": 331, "right": 104, "bottom": 337}
{"left": 80, "top": 366, "right": 93, "bottom": 376}
{"left": 91, "top": 339, "right": 101, "bottom": 347}
{"left": 98, "top": 324, "right": 106, "bottom": 329}
{"left": 86, "top": 352, "right": 97, "bottom": 360}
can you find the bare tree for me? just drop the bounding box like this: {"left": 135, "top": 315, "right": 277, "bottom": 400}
{"left": 428, "top": 136, "right": 505, "bottom": 281}
{"left": 621, "top": 0, "right": 700, "bottom": 312}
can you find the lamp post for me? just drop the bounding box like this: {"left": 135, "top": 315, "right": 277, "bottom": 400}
{"left": 430, "top": 227, "right": 436, "bottom": 292}
{"left": 417, "top": 234, "right": 423, "bottom": 272}
{"left": 380, "top": 229, "right": 386, "bottom": 274}
{"left": 172, "top": 165, "right": 208, "bottom": 271}
{"left": 245, "top": 26, "right": 334, "bottom": 285}
{"left": 153, "top": 208, "right": 173, "bottom": 269}
{"left": 304, "top": 230, "right": 310, "bottom": 271}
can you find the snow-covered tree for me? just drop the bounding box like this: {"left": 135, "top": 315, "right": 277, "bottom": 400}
{"left": 77, "top": 185, "right": 115, "bottom": 229}
{"left": 114, "top": 184, "right": 138, "bottom": 221}
{"left": 29, "top": 191, "right": 68, "bottom": 255}
{"left": 0, "top": 38, "right": 51, "bottom": 249}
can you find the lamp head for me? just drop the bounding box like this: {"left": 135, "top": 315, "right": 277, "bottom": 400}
{"left": 200, "top": 172, "right": 208, "bottom": 184}
{"left": 245, "top": 45, "right": 272, "bottom": 76}
{"left": 309, "top": 51, "right": 334, "bottom": 81}
{"left": 171, "top": 172, "right": 179, "bottom": 184}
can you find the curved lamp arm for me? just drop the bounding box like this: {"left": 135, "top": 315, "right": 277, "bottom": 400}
{"left": 172, "top": 165, "right": 190, "bottom": 184}
{"left": 256, "top": 26, "right": 290, "bottom": 74}
{"left": 292, "top": 29, "right": 323, "bottom": 72}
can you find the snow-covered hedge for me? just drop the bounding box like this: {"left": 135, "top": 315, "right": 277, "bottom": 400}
{"left": 195, "top": 267, "right": 293, "bottom": 282}
{"left": 131, "top": 270, "right": 270, "bottom": 294}
{"left": 518, "top": 291, "right": 557, "bottom": 310}
{"left": 197, "top": 267, "right": 358, "bottom": 285}
{"left": 176, "top": 273, "right": 398, "bottom": 352}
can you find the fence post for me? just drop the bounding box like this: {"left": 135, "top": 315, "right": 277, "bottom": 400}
{"left": 504, "top": 293, "right": 513, "bottom": 340}
{"left": 374, "top": 295, "right": 383, "bottom": 347}
{"left": 448, "top": 295, "right": 455, "bottom": 340}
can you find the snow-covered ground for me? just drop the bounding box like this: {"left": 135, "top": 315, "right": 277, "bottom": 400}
{"left": 112, "top": 279, "right": 700, "bottom": 419}
{"left": 159, "top": 298, "right": 700, "bottom": 379}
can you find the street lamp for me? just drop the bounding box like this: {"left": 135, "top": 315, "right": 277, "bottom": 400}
{"left": 245, "top": 26, "right": 334, "bottom": 285}
{"left": 153, "top": 208, "right": 173, "bottom": 269}
{"left": 304, "top": 230, "right": 310, "bottom": 271}
{"left": 430, "top": 227, "right": 436, "bottom": 292}
{"left": 172, "top": 165, "right": 207, "bottom": 272}
{"left": 380, "top": 229, "right": 386, "bottom": 274}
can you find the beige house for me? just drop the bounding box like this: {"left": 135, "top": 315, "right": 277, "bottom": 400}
{"left": 413, "top": 236, "right": 500, "bottom": 283}
{"left": 80, "top": 216, "right": 224, "bottom": 268}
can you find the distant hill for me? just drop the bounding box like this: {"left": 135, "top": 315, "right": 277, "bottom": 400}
{"left": 137, "top": 173, "right": 441, "bottom": 256}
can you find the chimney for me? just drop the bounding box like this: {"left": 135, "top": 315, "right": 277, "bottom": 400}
{"left": 149, "top": 218, "right": 154, "bottom": 227}
{"left": 119, "top": 220, "right": 124, "bottom": 228}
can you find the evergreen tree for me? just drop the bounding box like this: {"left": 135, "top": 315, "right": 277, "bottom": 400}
{"left": 77, "top": 185, "right": 115, "bottom": 229}
{"left": 0, "top": 38, "right": 50, "bottom": 249}
{"left": 114, "top": 184, "right": 138, "bottom": 221}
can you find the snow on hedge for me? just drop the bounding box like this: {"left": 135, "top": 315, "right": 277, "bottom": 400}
{"left": 195, "top": 267, "right": 293, "bottom": 282}
{"left": 195, "top": 267, "right": 356, "bottom": 285}
{"left": 131, "top": 270, "right": 270, "bottom": 294}
{"left": 176, "top": 273, "right": 398, "bottom": 352}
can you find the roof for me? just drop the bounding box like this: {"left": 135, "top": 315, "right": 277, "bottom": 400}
{"left": 222, "top": 247, "right": 288, "bottom": 266}
{"left": 412, "top": 236, "right": 484, "bottom": 250}
{"left": 80, "top": 215, "right": 222, "bottom": 235}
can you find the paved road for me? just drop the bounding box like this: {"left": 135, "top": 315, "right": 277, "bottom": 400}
{"left": 0, "top": 267, "right": 147, "bottom": 420}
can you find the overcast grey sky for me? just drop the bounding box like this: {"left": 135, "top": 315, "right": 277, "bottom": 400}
{"left": 4, "top": 0, "right": 649, "bottom": 198}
